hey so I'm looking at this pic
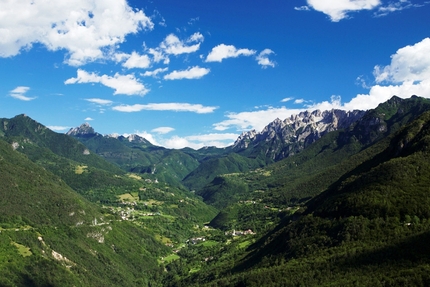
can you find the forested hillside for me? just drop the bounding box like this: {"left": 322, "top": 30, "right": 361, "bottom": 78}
{"left": 174, "top": 98, "right": 430, "bottom": 286}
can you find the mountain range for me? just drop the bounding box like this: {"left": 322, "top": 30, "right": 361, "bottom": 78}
{"left": 2, "top": 95, "right": 430, "bottom": 286}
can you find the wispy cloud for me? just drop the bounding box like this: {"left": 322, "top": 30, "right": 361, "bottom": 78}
{"left": 281, "top": 97, "right": 294, "bottom": 102}
{"left": 85, "top": 98, "right": 113, "bottom": 105}
{"left": 164, "top": 66, "right": 210, "bottom": 80}
{"left": 205, "top": 44, "right": 256, "bottom": 62}
{"left": 141, "top": 67, "right": 168, "bottom": 78}
{"left": 112, "top": 102, "right": 218, "bottom": 113}
{"left": 65, "top": 69, "right": 149, "bottom": 96}
{"left": 375, "top": 0, "right": 427, "bottom": 17}
{"left": 151, "top": 127, "right": 175, "bottom": 134}
{"left": 294, "top": 6, "right": 311, "bottom": 11}
{"left": 256, "top": 49, "right": 276, "bottom": 68}
{"left": 9, "top": 86, "right": 36, "bottom": 101}
{"left": 0, "top": 0, "right": 153, "bottom": 65}
{"left": 47, "top": 125, "right": 70, "bottom": 131}
{"left": 121, "top": 52, "right": 152, "bottom": 69}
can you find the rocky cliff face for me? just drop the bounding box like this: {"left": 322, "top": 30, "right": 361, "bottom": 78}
{"left": 66, "top": 123, "right": 97, "bottom": 137}
{"left": 233, "top": 109, "right": 366, "bottom": 161}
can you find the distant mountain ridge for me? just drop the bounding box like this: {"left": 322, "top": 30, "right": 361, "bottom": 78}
{"left": 233, "top": 109, "right": 366, "bottom": 161}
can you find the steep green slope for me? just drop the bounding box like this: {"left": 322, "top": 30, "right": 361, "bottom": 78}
{"left": 0, "top": 138, "right": 98, "bottom": 226}
{"left": 183, "top": 153, "right": 265, "bottom": 192}
{"left": 180, "top": 106, "right": 430, "bottom": 286}
{"left": 0, "top": 138, "right": 169, "bottom": 286}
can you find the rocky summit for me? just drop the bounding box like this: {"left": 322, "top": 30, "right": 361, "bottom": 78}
{"left": 66, "top": 122, "right": 97, "bottom": 137}
{"left": 233, "top": 109, "right": 366, "bottom": 160}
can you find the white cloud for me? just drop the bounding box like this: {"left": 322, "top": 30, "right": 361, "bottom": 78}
{"left": 374, "top": 38, "right": 430, "bottom": 84}
{"left": 162, "top": 133, "right": 239, "bottom": 149}
{"left": 164, "top": 66, "right": 210, "bottom": 80}
{"left": 160, "top": 33, "right": 204, "bottom": 55}
{"left": 9, "top": 86, "right": 36, "bottom": 101}
{"left": 84, "top": 117, "right": 94, "bottom": 121}
{"left": 214, "top": 107, "right": 303, "bottom": 132}
{"left": 141, "top": 67, "right": 168, "bottom": 77}
{"left": 65, "top": 69, "right": 149, "bottom": 96}
{"left": 356, "top": 75, "right": 372, "bottom": 89}
{"left": 375, "top": 0, "right": 426, "bottom": 17}
{"left": 294, "top": 6, "right": 311, "bottom": 11}
{"left": 162, "top": 136, "right": 195, "bottom": 149}
{"left": 147, "top": 47, "right": 170, "bottom": 64}
{"left": 306, "top": 0, "right": 381, "bottom": 22}
{"left": 47, "top": 125, "right": 70, "bottom": 131}
{"left": 122, "top": 52, "right": 151, "bottom": 69}
{"left": 112, "top": 102, "right": 218, "bottom": 113}
{"left": 205, "top": 44, "right": 256, "bottom": 62}
{"left": 85, "top": 98, "right": 113, "bottom": 105}
{"left": 0, "top": 0, "right": 153, "bottom": 65}
{"left": 186, "top": 133, "right": 239, "bottom": 142}
{"left": 313, "top": 81, "right": 430, "bottom": 111}
{"left": 256, "top": 49, "right": 276, "bottom": 68}
{"left": 294, "top": 99, "right": 305, "bottom": 104}
{"left": 307, "top": 38, "right": 430, "bottom": 111}
{"left": 281, "top": 97, "right": 294, "bottom": 102}
{"left": 151, "top": 127, "right": 175, "bottom": 134}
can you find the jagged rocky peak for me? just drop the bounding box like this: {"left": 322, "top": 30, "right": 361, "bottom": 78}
{"left": 233, "top": 108, "right": 366, "bottom": 152}
{"left": 126, "top": 134, "right": 148, "bottom": 143}
{"left": 234, "top": 130, "right": 258, "bottom": 149}
{"left": 66, "top": 123, "right": 96, "bottom": 137}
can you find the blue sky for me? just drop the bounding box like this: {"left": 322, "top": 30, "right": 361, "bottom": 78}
{"left": 1, "top": 0, "right": 430, "bottom": 149}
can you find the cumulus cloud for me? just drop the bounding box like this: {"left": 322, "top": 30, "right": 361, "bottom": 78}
{"left": 256, "top": 49, "right": 276, "bottom": 68}
{"left": 306, "top": 0, "right": 381, "bottom": 21}
{"left": 307, "top": 38, "right": 430, "bottom": 111}
{"left": 65, "top": 69, "right": 149, "bottom": 96}
{"left": 112, "top": 102, "right": 218, "bottom": 113}
{"left": 0, "top": 0, "right": 153, "bottom": 65}
{"left": 122, "top": 52, "right": 151, "bottom": 69}
{"left": 164, "top": 66, "right": 210, "bottom": 80}
{"left": 84, "top": 117, "right": 94, "bottom": 121}
{"left": 85, "top": 98, "right": 113, "bottom": 105}
{"left": 205, "top": 44, "right": 256, "bottom": 62}
{"left": 374, "top": 37, "right": 430, "bottom": 84}
{"left": 160, "top": 32, "right": 204, "bottom": 55}
{"left": 9, "top": 86, "right": 36, "bottom": 101}
{"left": 151, "top": 127, "right": 175, "bottom": 134}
